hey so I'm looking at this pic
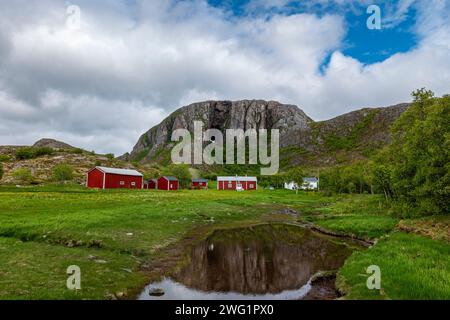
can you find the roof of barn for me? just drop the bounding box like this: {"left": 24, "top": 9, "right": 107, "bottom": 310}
{"left": 94, "top": 166, "right": 143, "bottom": 177}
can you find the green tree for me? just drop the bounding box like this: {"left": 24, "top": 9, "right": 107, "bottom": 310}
{"left": 385, "top": 89, "right": 449, "bottom": 215}
{"left": 285, "top": 167, "right": 304, "bottom": 192}
{"left": 163, "top": 164, "right": 192, "bottom": 189}
{"left": 12, "top": 168, "right": 33, "bottom": 183}
{"left": 143, "top": 167, "right": 161, "bottom": 180}
{"left": 0, "top": 163, "right": 3, "bottom": 181}
{"left": 52, "top": 164, "right": 74, "bottom": 182}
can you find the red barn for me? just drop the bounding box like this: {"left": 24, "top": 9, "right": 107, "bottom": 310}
{"left": 87, "top": 166, "right": 143, "bottom": 189}
{"left": 191, "top": 178, "right": 209, "bottom": 189}
{"left": 217, "top": 176, "right": 257, "bottom": 190}
{"left": 157, "top": 176, "right": 179, "bottom": 190}
{"left": 144, "top": 179, "right": 157, "bottom": 189}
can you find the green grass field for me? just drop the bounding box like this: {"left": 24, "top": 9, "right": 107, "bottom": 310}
{"left": 0, "top": 185, "right": 448, "bottom": 300}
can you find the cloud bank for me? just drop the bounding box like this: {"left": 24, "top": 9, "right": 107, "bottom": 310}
{"left": 0, "top": 0, "right": 449, "bottom": 154}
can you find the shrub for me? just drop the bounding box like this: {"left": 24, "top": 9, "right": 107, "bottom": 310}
{"left": 0, "top": 154, "right": 11, "bottom": 162}
{"left": 71, "top": 148, "right": 84, "bottom": 154}
{"left": 16, "top": 148, "right": 35, "bottom": 160}
{"left": 16, "top": 147, "right": 54, "bottom": 160}
{"left": 12, "top": 168, "right": 33, "bottom": 183}
{"left": 95, "top": 160, "right": 102, "bottom": 166}
{"left": 33, "top": 147, "right": 54, "bottom": 157}
{"left": 52, "top": 164, "right": 74, "bottom": 182}
{"left": 0, "top": 163, "right": 3, "bottom": 181}
{"left": 106, "top": 153, "right": 115, "bottom": 160}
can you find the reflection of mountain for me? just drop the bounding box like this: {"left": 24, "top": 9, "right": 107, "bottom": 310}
{"left": 172, "top": 224, "right": 353, "bottom": 294}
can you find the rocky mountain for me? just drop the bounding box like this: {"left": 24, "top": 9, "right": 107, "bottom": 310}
{"left": 125, "top": 100, "right": 313, "bottom": 162}
{"left": 126, "top": 100, "right": 409, "bottom": 169}
{"left": 33, "top": 138, "right": 74, "bottom": 149}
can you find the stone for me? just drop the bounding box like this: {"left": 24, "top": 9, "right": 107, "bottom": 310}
{"left": 148, "top": 288, "right": 165, "bottom": 297}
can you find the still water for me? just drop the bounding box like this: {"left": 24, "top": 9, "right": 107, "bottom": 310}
{"left": 139, "top": 224, "right": 355, "bottom": 300}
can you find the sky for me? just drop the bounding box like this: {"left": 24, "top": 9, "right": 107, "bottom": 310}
{"left": 0, "top": 0, "right": 449, "bottom": 155}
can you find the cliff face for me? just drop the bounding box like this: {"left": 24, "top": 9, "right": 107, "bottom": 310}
{"left": 127, "top": 100, "right": 409, "bottom": 168}
{"left": 129, "top": 100, "right": 313, "bottom": 162}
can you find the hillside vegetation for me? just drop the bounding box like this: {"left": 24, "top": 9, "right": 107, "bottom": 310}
{"left": 319, "top": 89, "right": 450, "bottom": 216}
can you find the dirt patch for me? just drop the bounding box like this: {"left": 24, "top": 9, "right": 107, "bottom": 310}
{"left": 397, "top": 218, "right": 449, "bottom": 242}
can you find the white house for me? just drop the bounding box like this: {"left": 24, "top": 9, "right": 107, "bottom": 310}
{"left": 301, "top": 177, "right": 319, "bottom": 190}
{"left": 284, "top": 181, "right": 299, "bottom": 190}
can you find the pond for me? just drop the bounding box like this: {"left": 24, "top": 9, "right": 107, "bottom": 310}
{"left": 138, "top": 224, "right": 358, "bottom": 300}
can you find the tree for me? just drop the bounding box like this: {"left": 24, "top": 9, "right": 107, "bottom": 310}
{"left": 0, "top": 163, "right": 3, "bottom": 181}
{"left": 12, "top": 168, "right": 33, "bottom": 183}
{"left": 163, "top": 164, "right": 192, "bottom": 189}
{"left": 143, "top": 167, "right": 161, "bottom": 180}
{"left": 285, "top": 167, "right": 304, "bottom": 193}
{"left": 52, "top": 164, "right": 74, "bottom": 182}
{"left": 384, "top": 89, "right": 450, "bottom": 215}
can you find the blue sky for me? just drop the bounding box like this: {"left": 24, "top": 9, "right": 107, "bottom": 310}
{"left": 208, "top": 0, "right": 418, "bottom": 64}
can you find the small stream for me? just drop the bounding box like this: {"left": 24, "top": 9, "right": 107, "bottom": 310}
{"left": 139, "top": 224, "right": 357, "bottom": 300}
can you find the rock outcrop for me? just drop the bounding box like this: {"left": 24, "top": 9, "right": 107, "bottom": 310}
{"left": 33, "top": 138, "right": 74, "bottom": 150}
{"left": 130, "top": 100, "right": 313, "bottom": 162}
{"left": 127, "top": 100, "right": 410, "bottom": 167}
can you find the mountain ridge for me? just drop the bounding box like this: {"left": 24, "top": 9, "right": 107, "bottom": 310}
{"left": 125, "top": 100, "right": 410, "bottom": 168}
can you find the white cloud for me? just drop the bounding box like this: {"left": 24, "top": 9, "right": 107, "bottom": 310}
{"left": 0, "top": 0, "right": 449, "bottom": 155}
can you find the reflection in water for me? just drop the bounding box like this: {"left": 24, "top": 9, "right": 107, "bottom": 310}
{"left": 139, "top": 224, "right": 355, "bottom": 300}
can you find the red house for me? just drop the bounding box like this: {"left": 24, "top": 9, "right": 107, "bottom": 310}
{"left": 157, "top": 176, "right": 179, "bottom": 190}
{"left": 144, "top": 179, "right": 157, "bottom": 189}
{"left": 87, "top": 166, "right": 143, "bottom": 189}
{"left": 217, "top": 176, "right": 257, "bottom": 190}
{"left": 191, "top": 178, "right": 209, "bottom": 189}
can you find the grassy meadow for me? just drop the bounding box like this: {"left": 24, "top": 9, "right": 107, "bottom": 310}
{"left": 0, "top": 185, "right": 448, "bottom": 300}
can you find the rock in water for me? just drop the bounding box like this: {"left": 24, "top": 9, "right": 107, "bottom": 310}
{"left": 149, "top": 288, "right": 165, "bottom": 297}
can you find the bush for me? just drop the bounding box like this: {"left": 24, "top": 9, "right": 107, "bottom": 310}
{"left": 0, "top": 163, "right": 3, "bottom": 181}
{"left": 106, "top": 153, "right": 115, "bottom": 160}
{"left": 16, "top": 147, "right": 54, "bottom": 160}
{"left": 71, "top": 148, "right": 84, "bottom": 154}
{"left": 16, "top": 148, "right": 35, "bottom": 160}
{"left": 33, "top": 147, "right": 54, "bottom": 157}
{"left": 94, "top": 160, "right": 102, "bottom": 166}
{"left": 0, "top": 154, "right": 11, "bottom": 162}
{"left": 52, "top": 164, "right": 74, "bottom": 182}
{"left": 12, "top": 168, "right": 33, "bottom": 183}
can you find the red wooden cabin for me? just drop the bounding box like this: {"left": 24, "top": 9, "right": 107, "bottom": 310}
{"left": 87, "top": 166, "right": 143, "bottom": 189}
{"left": 217, "top": 176, "right": 257, "bottom": 190}
{"left": 157, "top": 176, "right": 179, "bottom": 190}
{"left": 144, "top": 179, "right": 157, "bottom": 189}
{"left": 191, "top": 178, "right": 209, "bottom": 189}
